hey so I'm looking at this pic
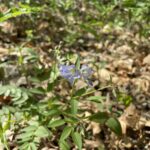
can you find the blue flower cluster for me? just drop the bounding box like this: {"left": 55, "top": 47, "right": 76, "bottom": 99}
{"left": 59, "top": 64, "right": 93, "bottom": 86}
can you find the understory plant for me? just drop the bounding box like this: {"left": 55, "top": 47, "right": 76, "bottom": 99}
{"left": 0, "top": 0, "right": 144, "bottom": 149}
{"left": 0, "top": 47, "right": 125, "bottom": 150}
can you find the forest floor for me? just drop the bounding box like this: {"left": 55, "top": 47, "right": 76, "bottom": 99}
{"left": 0, "top": 19, "right": 150, "bottom": 150}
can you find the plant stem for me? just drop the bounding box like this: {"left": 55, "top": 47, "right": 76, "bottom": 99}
{"left": 73, "top": 85, "right": 113, "bottom": 99}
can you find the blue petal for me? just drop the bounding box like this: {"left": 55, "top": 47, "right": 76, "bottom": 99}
{"left": 68, "top": 76, "right": 75, "bottom": 85}
{"left": 81, "top": 65, "right": 93, "bottom": 79}
{"left": 59, "top": 64, "right": 81, "bottom": 85}
{"left": 59, "top": 65, "right": 75, "bottom": 77}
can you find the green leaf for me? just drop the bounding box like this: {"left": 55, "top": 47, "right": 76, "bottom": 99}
{"left": 106, "top": 117, "right": 122, "bottom": 136}
{"left": 33, "top": 138, "right": 40, "bottom": 144}
{"left": 13, "top": 98, "right": 27, "bottom": 105}
{"left": 4, "top": 89, "right": 11, "bottom": 97}
{"left": 22, "top": 125, "right": 37, "bottom": 132}
{"left": 48, "top": 119, "right": 65, "bottom": 128}
{"left": 75, "top": 55, "right": 80, "bottom": 70}
{"left": 59, "top": 140, "right": 70, "bottom": 150}
{"left": 60, "top": 126, "right": 72, "bottom": 141}
{"left": 72, "top": 132, "right": 82, "bottom": 150}
{"left": 117, "top": 93, "right": 132, "bottom": 106}
{"left": 19, "top": 143, "right": 29, "bottom": 150}
{"left": 17, "top": 132, "right": 33, "bottom": 140}
{"left": 73, "top": 88, "right": 86, "bottom": 97}
{"left": 87, "top": 96, "right": 105, "bottom": 103}
{"left": 50, "top": 64, "right": 59, "bottom": 82}
{"left": 18, "top": 137, "right": 32, "bottom": 143}
{"left": 89, "top": 112, "right": 109, "bottom": 124}
{"left": 29, "top": 142, "right": 37, "bottom": 150}
{"left": 70, "top": 99, "right": 78, "bottom": 115}
{"left": 45, "top": 109, "right": 60, "bottom": 116}
{"left": 30, "top": 88, "right": 45, "bottom": 95}
{"left": 65, "top": 116, "right": 79, "bottom": 124}
{"left": 3, "top": 112, "right": 11, "bottom": 131}
{"left": 19, "top": 142, "right": 38, "bottom": 150}
{"left": 0, "top": 122, "right": 3, "bottom": 138}
{"left": 47, "top": 81, "right": 56, "bottom": 92}
{"left": 15, "top": 89, "right": 22, "bottom": 99}
{"left": 0, "top": 5, "right": 42, "bottom": 22}
{"left": 34, "top": 126, "right": 50, "bottom": 138}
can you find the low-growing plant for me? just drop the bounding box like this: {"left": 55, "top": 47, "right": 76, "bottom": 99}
{"left": 0, "top": 0, "right": 142, "bottom": 149}
{"left": 0, "top": 47, "right": 128, "bottom": 150}
{"left": 0, "top": 3, "right": 42, "bottom": 22}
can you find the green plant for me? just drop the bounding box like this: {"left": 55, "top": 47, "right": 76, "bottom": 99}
{"left": 17, "top": 122, "right": 50, "bottom": 150}
{"left": 0, "top": 109, "right": 12, "bottom": 150}
{"left": 0, "top": 48, "right": 124, "bottom": 149}
{"left": 1, "top": 0, "right": 147, "bottom": 149}
{"left": 0, "top": 3, "right": 42, "bottom": 22}
{"left": 0, "top": 85, "right": 29, "bottom": 105}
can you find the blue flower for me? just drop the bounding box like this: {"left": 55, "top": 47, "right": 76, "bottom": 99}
{"left": 59, "top": 64, "right": 81, "bottom": 85}
{"left": 59, "top": 64, "right": 93, "bottom": 86}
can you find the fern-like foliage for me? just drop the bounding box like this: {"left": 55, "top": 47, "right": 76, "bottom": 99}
{"left": 0, "top": 85, "right": 29, "bottom": 105}
{"left": 17, "top": 123, "right": 51, "bottom": 150}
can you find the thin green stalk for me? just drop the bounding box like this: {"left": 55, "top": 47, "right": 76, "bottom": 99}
{"left": 73, "top": 85, "right": 113, "bottom": 99}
